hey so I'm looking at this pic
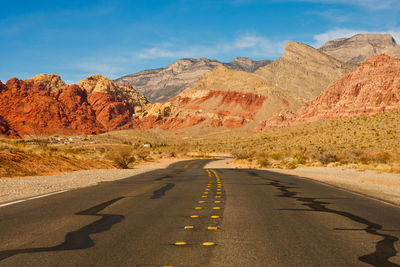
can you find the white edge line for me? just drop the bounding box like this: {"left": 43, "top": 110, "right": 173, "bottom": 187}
{"left": 0, "top": 190, "right": 69, "bottom": 208}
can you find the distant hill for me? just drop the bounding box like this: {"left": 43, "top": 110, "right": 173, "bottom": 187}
{"left": 255, "top": 41, "right": 356, "bottom": 104}
{"left": 114, "top": 57, "right": 271, "bottom": 103}
{"left": 257, "top": 54, "right": 400, "bottom": 131}
{"left": 319, "top": 33, "right": 400, "bottom": 65}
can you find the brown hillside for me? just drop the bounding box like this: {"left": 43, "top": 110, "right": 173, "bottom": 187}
{"left": 319, "top": 33, "right": 400, "bottom": 65}
{"left": 258, "top": 54, "right": 400, "bottom": 130}
{"left": 255, "top": 41, "right": 356, "bottom": 104}
{"left": 169, "top": 65, "right": 300, "bottom": 130}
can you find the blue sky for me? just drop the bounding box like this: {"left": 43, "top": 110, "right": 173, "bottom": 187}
{"left": 0, "top": 0, "right": 399, "bottom": 83}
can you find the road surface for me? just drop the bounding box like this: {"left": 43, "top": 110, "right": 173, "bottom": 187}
{"left": 1, "top": 159, "right": 400, "bottom": 266}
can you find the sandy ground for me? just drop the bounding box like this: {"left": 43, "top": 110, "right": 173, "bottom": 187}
{"left": 0, "top": 157, "right": 188, "bottom": 204}
{"left": 205, "top": 158, "right": 400, "bottom": 206}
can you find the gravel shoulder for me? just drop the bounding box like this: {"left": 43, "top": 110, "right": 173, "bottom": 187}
{"left": 205, "top": 158, "right": 400, "bottom": 206}
{"left": 0, "top": 157, "right": 188, "bottom": 204}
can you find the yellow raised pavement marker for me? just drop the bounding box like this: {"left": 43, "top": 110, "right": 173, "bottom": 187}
{"left": 205, "top": 188, "right": 211, "bottom": 191}
{"left": 213, "top": 207, "right": 221, "bottom": 210}
{"left": 216, "top": 192, "right": 222, "bottom": 195}
{"left": 214, "top": 200, "right": 221, "bottom": 203}
{"left": 202, "top": 242, "right": 215, "bottom": 246}
{"left": 198, "top": 200, "right": 206, "bottom": 203}
{"left": 175, "top": 241, "right": 187, "bottom": 246}
{"left": 184, "top": 226, "right": 194, "bottom": 229}
{"left": 215, "top": 196, "right": 221, "bottom": 198}
{"left": 190, "top": 215, "right": 199, "bottom": 218}
{"left": 201, "top": 195, "right": 208, "bottom": 198}
{"left": 204, "top": 192, "right": 209, "bottom": 194}
{"left": 194, "top": 206, "right": 203, "bottom": 210}
{"left": 208, "top": 226, "right": 218, "bottom": 230}
{"left": 217, "top": 189, "right": 222, "bottom": 191}
{"left": 211, "top": 215, "right": 220, "bottom": 218}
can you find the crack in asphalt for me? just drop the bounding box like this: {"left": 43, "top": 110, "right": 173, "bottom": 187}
{"left": 0, "top": 197, "right": 125, "bottom": 262}
{"left": 151, "top": 183, "right": 175, "bottom": 199}
{"left": 254, "top": 171, "right": 399, "bottom": 267}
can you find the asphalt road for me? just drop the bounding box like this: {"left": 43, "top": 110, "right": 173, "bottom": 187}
{"left": 1, "top": 159, "right": 400, "bottom": 266}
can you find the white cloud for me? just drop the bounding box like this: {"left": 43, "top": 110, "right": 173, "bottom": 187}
{"left": 134, "top": 34, "right": 285, "bottom": 60}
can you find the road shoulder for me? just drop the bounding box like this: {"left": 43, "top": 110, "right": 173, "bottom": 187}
{"left": 0, "top": 157, "right": 188, "bottom": 204}
{"left": 204, "top": 158, "right": 400, "bottom": 206}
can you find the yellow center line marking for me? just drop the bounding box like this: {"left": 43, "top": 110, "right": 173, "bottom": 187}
{"left": 184, "top": 226, "right": 194, "bottom": 229}
{"left": 215, "top": 196, "right": 221, "bottom": 198}
{"left": 210, "top": 169, "right": 219, "bottom": 179}
{"left": 213, "top": 207, "right": 221, "bottom": 210}
{"left": 217, "top": 189, "right": 222, "bottom": 191}
{"left": 202, "top": 242, "right": 215, "bottom": 246}
{"left": 184, "top": 161, "right": 195, "bottom": 169}
{"left": 214, "top": 201, "right": 221, "bottom": 203}
{"left": 205, "top": 188, "right": 211, "bottom": 191}
{"left": 216, "top": 192, "right": 222, "bottom": 194}
{"left": 204, "top": 192, "right": 209, "bottom": 194}
{"left": 195, "top": 207, "right": 203, "bottom": 210}
{"left": 205, "top": 169, "right": 212, "bottom": 177}
{"left": 208, "top": 226, "right": 218, "bottom": 230}
{"left": 202, "top": 195, "right": 208, "bottom": 198}
{"left": 190, "top": 215, "right": 199, "bottom": 218}
{"left": 211, "top": 215, "right": 220, "bottom": 218}
{"left": 198, "top": 200, "right": 206, "bottom": 203}
{"left": 175, "top": 242, "right": 187, "bottom": 246}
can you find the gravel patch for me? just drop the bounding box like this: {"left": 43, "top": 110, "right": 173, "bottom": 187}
{"left": 0, "top": 158, "right": 187, "bottom": 204}
{"left": 204, "top": 159, "right": 400, "bottom": 206}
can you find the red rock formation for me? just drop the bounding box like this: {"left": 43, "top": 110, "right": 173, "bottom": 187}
{"left": 0, "top": 116, "right": 18, "bottom": 137}
{"left": 171, "top": 90, "right": 267, "bottom": 126}
{"left": 0, "top": 78, "right": 103, "bottom": 136}
{"left": 259, "top": 54, "right": 400, "bottom": 130}
{"left": 160, "top": 116, "right": 207, "bottom": 130}
{"left": 297, "top": 54, "right": 400, "bottom": 122}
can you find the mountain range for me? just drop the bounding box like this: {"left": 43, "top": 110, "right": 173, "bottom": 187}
{"left": 114, "top": 57, "right": 271, "bottom": 103}
{"left": 1, "top": 33, "right": 400, "bottom": 138}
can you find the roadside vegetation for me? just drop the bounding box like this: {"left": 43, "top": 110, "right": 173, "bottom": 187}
{"left": 1, "top": 109, "right": 399, "bottom": 177}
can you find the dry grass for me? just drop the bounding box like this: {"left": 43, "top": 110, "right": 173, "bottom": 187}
{"left": 2, "top": 109, "right": 400, "bottom": 177}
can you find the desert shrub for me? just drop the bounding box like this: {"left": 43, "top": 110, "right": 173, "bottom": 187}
{"left": 316, "top": 152, "right": 339, "bottom": 165}
{"left": 231, "top": 149, "right": 252, "bottom": 159}
{"left": 169, "top": 151, "right": 176, "bottom": 157}
{"left": 256, "top": 157, "right": 270, "bottom": 167}
{"left": 293, "top": 153, "right": 307, "bottom": 165}
{"left": 136, "top": 149, "right": 150, "bottom": 161}
{"left": 106, "top": 147, "right": 135, "bottom": 169}
{"left": 270, "top": 151, "right": 284, "bottom": 160}
{"left": 373, "top": 151, "right": 391, "bottom": 164}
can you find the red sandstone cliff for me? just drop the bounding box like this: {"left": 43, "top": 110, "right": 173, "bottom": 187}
{"left": 256, "top": 54, "right": 400, "bottom": 131}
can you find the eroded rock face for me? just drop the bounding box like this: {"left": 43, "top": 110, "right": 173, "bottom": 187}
{"left": 259, "top": 54, "right": 400, "bottom": 130}
{"left": 114, "top": 57, "right": 271, "bottom": 102}
{"left": 167, "top": 65, "right": 300, "bottom": 130}
{"left": 0, "top": 75, "right": 153, "bottom": 137}
{"left": 319, "top": 34, "right": 400, "bottom": 65}
{"left": 29, "top": 74, "right": 67, "bottom": 91}
{"left": 0, "top": 116, "right": 17, "bottom": 137}
{"left": 255, "top": 41, "right": 356, "bottom": 104}
{"left": 0, "top": 78, "right": 102, "bottom": 136}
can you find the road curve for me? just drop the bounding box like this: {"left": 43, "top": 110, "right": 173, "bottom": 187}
{"left": 0, "top": 159, "right": 399, "bottom": 266}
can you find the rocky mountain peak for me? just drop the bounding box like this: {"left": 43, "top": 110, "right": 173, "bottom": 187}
{"left": 29, "top": 74, "right": 67, "bottom": 91}
{"left": 319, "top": 33, "right": 400, "bottom": 64}
{"left": 79, "top": 74, "right": 119, "bottom": 94}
